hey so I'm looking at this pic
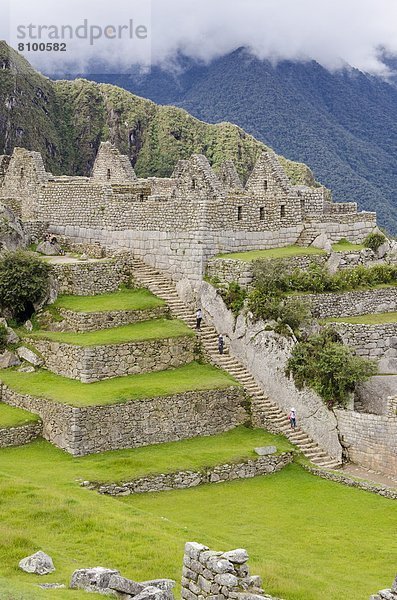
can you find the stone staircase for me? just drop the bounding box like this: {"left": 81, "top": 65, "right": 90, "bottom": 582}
{"left": 131, "top": 258, "right": 341, "bottom": 470}
{"left": 296, "top": 226, "right": 321, "bottom": 247}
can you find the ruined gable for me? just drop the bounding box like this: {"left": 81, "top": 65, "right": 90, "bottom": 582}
{"left": 173, "top": 154, "right": 225, "bottom": 200}
{"left": 92, "top": 142, "right": 137, "bottom": 183}
{"left": 217, "top": 160, "right": 244, "bottom": 191}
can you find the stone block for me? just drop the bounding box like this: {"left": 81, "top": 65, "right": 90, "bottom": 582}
{"left": 254, "top": 446, "right": 276, "bottom": 457}
{"left": 109, "top": 574, "right": 144, "bottom": 595}
{"left": 19, "top": 551, "right": 55, "bottom": 575}
{"left": 222, "top": 549, "right": 249, "bottom": 564}
{"left": 70, "top": 567, "right": 119, "bottom": 593}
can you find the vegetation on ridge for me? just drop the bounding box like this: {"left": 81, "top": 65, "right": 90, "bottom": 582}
{"left": 0, "top": 41, "right": 318, "bottom": 186}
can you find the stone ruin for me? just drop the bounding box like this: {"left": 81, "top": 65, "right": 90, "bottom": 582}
{"left": 371, "top": 575, "right": 397, "bottom": 599}
{"left": 0, "top": 141, "right": 377, "bottom": 283}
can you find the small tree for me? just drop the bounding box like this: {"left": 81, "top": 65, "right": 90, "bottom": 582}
{"left": 286, "top": 329, "right": 377, "bottom": 408}
{"left": 0, "top": 251, "right": 52, "bottom": 322}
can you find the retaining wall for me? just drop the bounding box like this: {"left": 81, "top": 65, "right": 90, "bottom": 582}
{"left": 335, "top": 409, "right": 397, "bottom": 477}
{"left": 26, "top": 335, "right": 196, "bottom": 382}
{"left": 91, "top": 453, "right": 294, "bottom": 495}
{"left": 55, "top": 305, "right": 170, "bottom": 332}
{"left": 332, "top": 321, "right": 397, "bottom": 359}
{"left": 0, "top": 421, "right": 42, "bottom": 448}
{"left": 0, "top": 385, "right": 248, "bottom": 456}
{"left": 300, "top": 287, "right": 397, "bottom": 319}
{"left": 52, "top": 259, "right": 133, "bottom": 296}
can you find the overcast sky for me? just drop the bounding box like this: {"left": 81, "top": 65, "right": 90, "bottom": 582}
{"left": 2, "top": 0, "right": 397, "bottom": 75}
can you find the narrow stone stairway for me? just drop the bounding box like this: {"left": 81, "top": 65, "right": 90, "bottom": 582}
{"left": 296, "top": 226, "right": 321, "bottom": 247}
{"left": 131, "top": 258, "right": 341, "bottom": 470}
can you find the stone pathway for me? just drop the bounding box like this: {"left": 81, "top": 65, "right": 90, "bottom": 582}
{"left": 131, "top": 258, "right": 341, "bottom": 470}
{"left": 342, "top": 464, "right": 397, "bottom": 489}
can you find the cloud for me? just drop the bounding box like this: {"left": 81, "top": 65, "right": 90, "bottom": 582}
{"left": 3, "top": 0, "right": 397, "bottom": 75}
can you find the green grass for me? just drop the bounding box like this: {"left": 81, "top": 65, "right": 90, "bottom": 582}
{"left": 0, "top": 362, "right": 239, "bottom": 407}
{"left": 23, "top": 319, "right": 193, "bottom": 347}
{"left": 331, "top": 242, "right": 365, "bottom": 252}
{"left": 0, "top": 440, "right": 395, "bottom": 600}
{"left": 53, "top": 288, "right": 165, "bottom": 313}
{"left": 216, "top": 245, "right": 326, "bottom": 262}
{"left": 0, "top": 403, "right": 39, "bottom": 428}
{"left": 324, "top": 311, "right": 397, "bottom": 325}
{"left": 63, "top": 427, "right": 294, "bottom": 484}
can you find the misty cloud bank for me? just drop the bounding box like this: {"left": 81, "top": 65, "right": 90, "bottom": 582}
{"left": 3, "top": 0, "right": 397, "bottom": 75}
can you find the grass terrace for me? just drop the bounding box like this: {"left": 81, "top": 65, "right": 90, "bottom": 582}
{"left": 0, "top": 362, "right": 239, "bottom": 407}
{"left": 216, "top": 245, "right": 326, "bottom": 261}
{"left": 324, "top": 312, "right": 397, "bottom": 325}
{"left": 0, "top": 402, "right": 39, "bottom": 428}
{"left": 22, "top": 319, "right": 193, "bottom": 347}
{"left": 53, "top": 288, "right": 165, "bottom": 313}
{"left": 0, "top": 440, "right": 395, "bottom": 600}
{"left": 331, "top": 241, "right": 365, "bottom": 252}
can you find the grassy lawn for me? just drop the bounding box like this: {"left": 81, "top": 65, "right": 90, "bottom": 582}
{"left": 23, "top": 319, "right": 193, "bottom": 347}
{"left": 0, "top": 362, "right": 239, "bottom": 407}
{"left": 57, "top": 427, "right": 295, "bottom": 483}
{"left": 0, "top": 402, "right": 39, "bottom": 428}
{"left": 0, "top": 440, "right": 395, "bottom": 600}
{"left": 332, "top": 242, "right": 365, "bottom": 252}
{"left": 216, "top": 245, "right": 326, "bottom": 262}
{"left": 324, "top": 312, "right": 397, "bottom": 325}
{"left": 53, "top": 288, "right": 165, "bottom": 313}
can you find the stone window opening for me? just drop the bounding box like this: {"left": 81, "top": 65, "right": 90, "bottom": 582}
{"left": 237, "top": 206, "right": 243, "bottom": 221}
{"left": 139, "top": 193, "right": 146, "bottom": 202}
{"left": 192, "top": 178, "right": 197, "bottom": 190}
{"left": 107, "top": 169, "right": 111, "bottom": 180}
{"left": 280, "top": 204, "right": 286, "bottom": 218}
{"left": 20, "top": 168, "right": 24, "bottom": 178}
{"left": 264, "top": 180, "right": 268, "bottom": 191}
{"left": 300, "top": 198, "right": 305, "bottom": 214}
{"left": 259, "top": 207, "right": 265, "bottom": 221}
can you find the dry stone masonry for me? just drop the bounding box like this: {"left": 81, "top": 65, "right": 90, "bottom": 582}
{"left": 0, "top": 142, "right": 376, "bottom": 283}
{"left": 182, "top": 542, "right": 281, "bottom": 600}
{"left": 87, "top": 453, "right": 293, "bottom": 496}
{"left": 0, "top": 420, "right": 42, "bottom": 448}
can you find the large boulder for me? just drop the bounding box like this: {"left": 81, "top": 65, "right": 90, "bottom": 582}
{"left": 17, "top": 346, "right": 43, "bottom": 367}
{"left": 0, "top": 203, "right": 26, "bottom": 252}
{"left": 109, "top": 574, "right": 144, "bottom": 596}
{"left": 37, "top": 241, "right": 62, "bottom": 256}
{"left": 70, "top": 567, "right": 119, "bottom": 594}
{"left": 19, "top": 551, "right": 55, "bottom": 575}
{"left": 311, "top": 233, "right": 332, "bottom": 252}
{"left": 0, "top": 350, "right": 20, "bottom": 368}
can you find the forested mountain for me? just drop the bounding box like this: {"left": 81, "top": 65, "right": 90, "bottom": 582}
{"left": 86, "top": 49, "right": 397, "bottom": 232}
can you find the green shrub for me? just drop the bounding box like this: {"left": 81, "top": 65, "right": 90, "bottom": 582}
{"left": 0, "top": 324, "right": 7, "bottom": 353}
{"left": 364, "top": 232, "right": 387, "bottom": 252}
{"left": 248, "top": 290, "right": 311, "bottom": 333}
{"left": 286, "top": 329, "right": 377, "bottom": 408}
{"left": 252, "top": 259, "right": 291, "bottom": 294}
{"left": 0, "top": 251, "right": 52, "bottom": 322}
{"left": 220, "top": 281, "right": 247, "bottom": 315}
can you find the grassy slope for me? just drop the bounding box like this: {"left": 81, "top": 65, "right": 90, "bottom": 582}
{"left": 53, "top": 289, "right": 165, "bottom": 313}
{"left": 326, "top": 312, "right": 397, "bottom": 325}
{"left": 0, "top": 403, "right": 39, "bottom": 428}
{"left": 217, "top": 245, "right": 326, "bottom": 261}
{"left": 0, "top": 440, "right": 395, "bottom": 600}
{"left": 24, "top": 319, "right": 192, "bottom": 346}
{"left": 0, "top": 362, "right": 238, "bottom": 407}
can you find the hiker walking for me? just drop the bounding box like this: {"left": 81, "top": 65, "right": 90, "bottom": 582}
{"left": 196, "top": 308, "right": 203, "bottom": 331}
{"left": 218, "top": 334, "right": 224, "bottom": 355}
{"left": 288, "top": 408, "right": 297, "bottom": 430}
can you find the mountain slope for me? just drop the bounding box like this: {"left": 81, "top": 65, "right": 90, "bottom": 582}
{"left": 0, "top": 42, "right": 315, "bottom": 186}
{"left": 87, "top": 50, "right": 397, "bottom": 232}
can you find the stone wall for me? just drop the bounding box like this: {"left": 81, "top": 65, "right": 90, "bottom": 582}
{"left": 198, "top": 282, "right": 343, "bottom": 463}
{"left": 335, "top": 409, "right": 397, "bottom": 477}
{"left": 55, "top": 305, "right": 170, "bottom": 332}
{"left": 300, "top": 287, "right": 397, "bottom": 319}
{"left": 91, "top": 453, "right": 294, "bottom": 496}
{"left": 0, "top": 384, "right": 77, "bottom": 451}
{"left": 27, "top": 335, "right": 196, "bottom": 382}
{"left": 0, "top": 384, "right": 248, "bottom": 456}
{"left": 331, "top": 322, "right": 397, "bottom": 359}
{"left": 52, "top": 259, "right": 132, "bottom": 296}
{"left": 181, "top": 542, "right": 277, "bottom": 600}
{"left": 0, "top": 421, "right": 42, "bottom": 448}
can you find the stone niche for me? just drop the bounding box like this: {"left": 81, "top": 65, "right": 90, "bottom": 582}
{"left": 26, "top": 335, "right": 196, "bottom": 382}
